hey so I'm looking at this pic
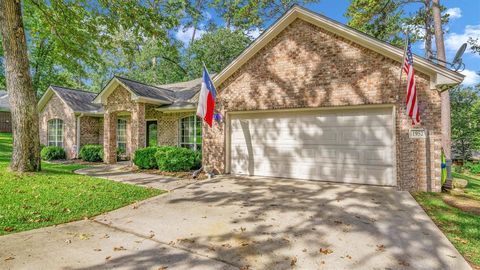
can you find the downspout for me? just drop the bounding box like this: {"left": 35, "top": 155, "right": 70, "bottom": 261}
{"left": 76, "top": 113, "right": 84, "bottom": 158}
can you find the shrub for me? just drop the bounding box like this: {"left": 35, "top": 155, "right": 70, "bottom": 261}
{"left": 155, "top": 146, "right": 201, "bottom": 172}
{"left": 79, "top": 144, "right": 103, "bottom": 162}
{"left": 133, "top": 147, "right": 159, "bottom": 169}
{"left": 464, "top": 162, "right": 480, "bottom": 175}
{"left": 41, "top": 146, "right": 66, "bottom": 160}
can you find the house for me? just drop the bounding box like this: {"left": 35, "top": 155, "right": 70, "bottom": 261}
{"left": 0, "top": 90, "right": 12, "bottom": 133}
{"left": 37, "top": 6, "right": 463, "bottom": 191}
{"left": 38, "top": 77, "right": 202, "bottom": 160}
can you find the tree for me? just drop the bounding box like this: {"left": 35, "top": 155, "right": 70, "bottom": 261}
{"left": 0, "top": 0, "right": 41, "bottom": 171}
{"left": 345, "top": 0, "right": 448, "bottom": 57}
{"left": 185, "top": 28, "right": 252, "bottom": 78}
{"left": 0, "top": 0, "right": 185, "bottom": 172}
{"left": 451, "top": 86, "right": 480, "bottom": 161}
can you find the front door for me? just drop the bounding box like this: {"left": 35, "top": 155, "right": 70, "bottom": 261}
{"left": 146, "top": 121, "right": 158, "bottom": 147}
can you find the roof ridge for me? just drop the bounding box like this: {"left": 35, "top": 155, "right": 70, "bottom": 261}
{"left": 50, "top": 85, "right": 96, "bottom": 94}
{"left": 114, "top": 75, "right": 175, "bottom": 93}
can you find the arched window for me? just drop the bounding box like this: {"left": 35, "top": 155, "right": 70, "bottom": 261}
{"left": 179, "top": 115, "right": 202, "bottom": 151}
{"left": 47, "top": 119, "right": 64, "bottom": 147}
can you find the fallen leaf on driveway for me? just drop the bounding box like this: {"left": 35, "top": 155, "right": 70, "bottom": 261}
{"left": 94, "top": 249, "right": 102, "bottom": 252}
{"left": 77, "top": 233, "right": 92, "bottom": 240}
{"left": 101, "top": 234, "right": 110, "bottom": 239}
{"left": 290, "top": 256, "right": 297, "bottom": 266}
{"left": 319, "top": 248, "right": 333, "bottom": 255}
{"left": 105, "top": 256, "right": 111, "bottom": 260}
{"left": 376, "top": 244, "right": 386, "bottom": 252}
{"left": 398, "top": 260, "right": 410, "bottom": 267}
{"left": 113, "top": 246, "right": 126, "bottom": 251}
{"left": 4, "top": 257, "right": 14, "bottom": 261}
{"left": 65, "top": 239, "right": 72, "bottom": 244}
{"left": 158, "top": 266, "right": 168, "bottom": 270}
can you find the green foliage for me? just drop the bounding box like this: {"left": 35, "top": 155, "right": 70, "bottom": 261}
{"left": 345, "top": 0, "right": 449, "bottom": 49}
{"left": 464, "top": 162, "right": 480, "bottom": 175}
{"left": 155, "top": 146, "right": 201, "bottom": 172}
{"left": 0, "top": 132, "right": 163, "bottom": 235}
{"left": 185, "top": 28, "right": 252, "bottom": 78}
{"left": 451, "top": 85, "right": 480, "bottom": 161}
{"left": 79, "top": 144, "right": 103, "bottom": 162}
{"left": 133, "top": 147, "right": 160, "bottom": 169}
{"left": 40, "top": 146, "right": 66, "bottom": 160}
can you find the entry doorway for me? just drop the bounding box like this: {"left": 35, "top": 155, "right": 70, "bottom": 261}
{"left": 146, "top": 121, "right": 158, "bottom": 147}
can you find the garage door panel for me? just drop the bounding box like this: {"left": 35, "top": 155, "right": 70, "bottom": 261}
{"left": 229, "top": 108, "right": 395, "bottom": 186}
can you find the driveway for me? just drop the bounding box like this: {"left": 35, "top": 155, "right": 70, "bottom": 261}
{"left": 1, "top": 176, "right": 472, "bottom": 270}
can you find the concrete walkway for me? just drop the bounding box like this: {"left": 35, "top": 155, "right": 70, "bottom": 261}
{"left": 1, "top": 174, "right": 472, "bottom": 270}
{"left": 75, "top": 162, "right": 198, "bottom": 191}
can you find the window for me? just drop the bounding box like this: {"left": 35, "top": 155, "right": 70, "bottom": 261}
{"left": 117, "top": 118, "right": 127, "bottom": 152}
{"left": 47, "top": 119, "right": 64, "bottom": 147}
{"left": 179, "top": 115, "right": 202, "bottom": 151}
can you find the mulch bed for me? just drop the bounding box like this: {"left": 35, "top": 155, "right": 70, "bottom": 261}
{"left": 132, "top": 168, "right": 209, "bottom": 180}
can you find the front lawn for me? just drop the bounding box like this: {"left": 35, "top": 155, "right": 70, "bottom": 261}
{"left": 0, "top": 133, "right": 163, "bottom": 235}
{"left": 413, "top": 172, "right": 480, "bottom": 268}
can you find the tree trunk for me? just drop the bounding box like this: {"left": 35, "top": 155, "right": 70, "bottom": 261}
{"left": 0, "top": 0, "right": 41, "bottom": 172}
{"left": 423, "top": 0, "right": 433, "bottom": 59}
{"left": 432, "top": 0, "right": 452, "bottom": 189}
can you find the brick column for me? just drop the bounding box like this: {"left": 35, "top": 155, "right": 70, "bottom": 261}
{"left": 103, "top": 111, "right": 117, "bottom": 164}
{"left": 131, "top": 103, "right": 146, "bottom": 154}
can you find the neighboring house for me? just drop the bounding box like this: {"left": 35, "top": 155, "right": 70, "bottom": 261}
{"left": 38, "top": 6, "right": 464, "bottom": 192}
{"left": 0, "top": 90, "right": 12, "bottom": 133}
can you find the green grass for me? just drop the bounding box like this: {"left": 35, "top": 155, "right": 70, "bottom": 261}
{"left": 413, "top": 173, "right": 480, "bottom": 267}
{"left": 0, "top": 133, "right": 163, "bottom": 235}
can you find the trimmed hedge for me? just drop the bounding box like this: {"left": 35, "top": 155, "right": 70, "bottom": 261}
{"left": 41, "top": 146, "right": 66, "bottom": 160}
{"left": 133, "top": 147, "right": 159, "bottom": 169}
{"left": 79, "top": 144, "right": 103, "bottom": 162}
{"left": 155, "top": 146, "right": 202, "bottom": 172}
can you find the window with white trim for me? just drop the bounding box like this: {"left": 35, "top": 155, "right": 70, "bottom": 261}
{"left": 117, "top": 118, "right": 127, "bottom": 152}
{"left": 47, "top": 119, "right": 64, "bottom": 147}
{"left": 179, "top": 115, "right": 202, "bottom": 151}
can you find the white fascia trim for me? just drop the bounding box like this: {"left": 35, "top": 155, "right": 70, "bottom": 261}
{"left": 213, "top": 6, "right": 464, "bottom": 89}
{"left": 37, "top": 87, "right": 55, "bottom": 112}
{"left": 132, "top": 96, "right": 172, "bottom": 105}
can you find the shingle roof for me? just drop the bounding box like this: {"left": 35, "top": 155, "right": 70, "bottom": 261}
{"left": 115, "top": 76, "right": 175, "bottom": 103}
{"left": 50, "top": 86, "right": 103, "bottom": 113}
{"left": 156, "top": 76, "right": 215, "bottom": 109}
{"left": 0, "top": 90, "right": 10, "bottom": 111}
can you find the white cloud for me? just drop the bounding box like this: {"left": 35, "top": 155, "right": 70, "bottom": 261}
{"left": 445, "top": 7, "right": 462, "bottom": 19}
{"left": 445, "top": 24, "right": 480, "bottom": 54}
{"left": 445, "top": 8, "right": 462, "bottom": 19}
{"left": 245, "top": 28, "right": 262, "bottom": 39}
{"left": 175, "top": 26, "right": 206, "bottom": 45}
{"left": 460, "top": 69, "right": 480, "bottom": 86}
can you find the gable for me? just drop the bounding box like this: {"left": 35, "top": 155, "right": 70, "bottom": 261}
{"left": 214, "top": 6, "right": 463, "bottom": 90}
{"left": 217, "top": 18, "right": 436, "bottom": 110}
{"left": 38, "top": 88, "right": 70, "bottom": 113}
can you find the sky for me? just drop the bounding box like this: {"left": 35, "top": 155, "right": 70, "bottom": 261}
{"left": 176, "top": 0, "right": 480, "bottom": 86}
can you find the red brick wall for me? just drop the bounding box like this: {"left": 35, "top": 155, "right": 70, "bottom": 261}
{"left": 203, "top": 19, "right": 442, "bottom": 191}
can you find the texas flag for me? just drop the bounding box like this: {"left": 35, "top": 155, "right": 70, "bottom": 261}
{"left": 196, "top": 65, "right": 217, "bottom": 127}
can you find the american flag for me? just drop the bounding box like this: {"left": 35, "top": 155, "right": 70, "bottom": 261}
{"left": 402, "top": 37, "right": 420, "bottom": 125}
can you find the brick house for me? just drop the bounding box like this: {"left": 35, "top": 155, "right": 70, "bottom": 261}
{"left": 38, "top": 6, "right": 463, "bottom": 191}
{"left": 0, "top": 90, "right": 12, "bottom": 133}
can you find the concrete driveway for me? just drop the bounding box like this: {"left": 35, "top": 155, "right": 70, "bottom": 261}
{"left": 1, "top": 176, "right": 472, "bottom": 270}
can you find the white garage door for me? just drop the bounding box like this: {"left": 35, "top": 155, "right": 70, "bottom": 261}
{"left": 229, "top": 107, "right": 396, "bottom": 186}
